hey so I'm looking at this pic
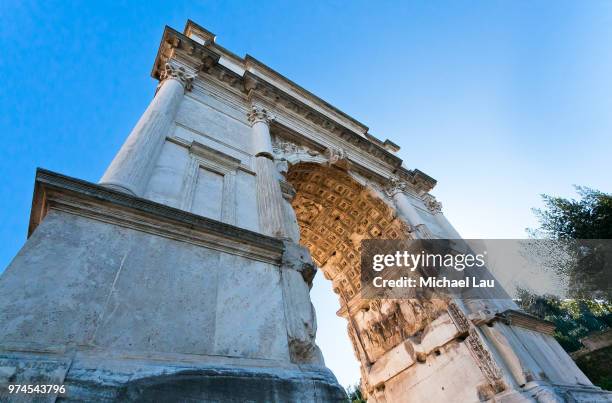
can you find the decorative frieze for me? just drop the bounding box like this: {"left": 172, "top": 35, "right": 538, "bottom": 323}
{"left": 151, "top": 26, "right": 440, "bottom": 195}
{"left": 447, "top": 302, "right": 471, "bottom": 335}
{"left": 466, "top": 328, "right": 505, "bottom": 392}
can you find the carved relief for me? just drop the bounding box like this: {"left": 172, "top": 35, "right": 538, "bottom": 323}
{"left": 356, "top": 299, "right": 447, "bottom": 360}
{"left": 286, "top": 162, "right": 448, "bottom": 362}
{"left": 272, "top": 139, "right": 319, "bottom": 159}
{"left": 466, "top": 328, "right": 505, "bottom": 391}
{"left": 324, "top": 146, "right": 349, "bottom": 169}
{"left": 447, "top": 302, "right": 471, "bottom": 334}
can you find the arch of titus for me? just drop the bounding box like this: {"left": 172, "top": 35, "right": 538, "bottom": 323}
{"left": 0, "top": 20, "right": 610, "bottom": 402}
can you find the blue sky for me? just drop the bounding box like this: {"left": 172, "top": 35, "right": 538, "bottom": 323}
{"left": 1, "top": 0, "right": 611, "bottom": 388}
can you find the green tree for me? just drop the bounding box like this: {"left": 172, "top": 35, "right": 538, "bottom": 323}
{"left": 516, "top": 288, "right": 611, "bottom": 352}
{"left": 532, "top": 186, "right": 612, "bottom": 240}
{"left": 346, "top": 383, "right": 366, "bottom": 403}
{"left": 530, "top": 187, "right": 612, "bottom": 300}
{"left": 524, "top": 187, "right": 612, "bottom": 390}
{"left": 516, "top": 288, "right": 612, "bottom": 390}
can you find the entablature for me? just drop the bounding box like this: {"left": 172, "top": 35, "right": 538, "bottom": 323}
{"left": 151, "top": 21, "right": 437, "bottom": 195}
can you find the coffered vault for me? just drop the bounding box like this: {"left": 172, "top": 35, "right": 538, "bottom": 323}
{"left": 0, "top": 19, "right": 610, "bottom": 402}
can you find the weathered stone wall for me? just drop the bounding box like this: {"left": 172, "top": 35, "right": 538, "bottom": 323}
{"left": 2, "top": 18, "right": 611, "bottom": 402}
{"left": 0, "top": 170, "right": 346, "bottom": 401}
{"left": 1, "top": 210, "right": 287, "bottom": 359}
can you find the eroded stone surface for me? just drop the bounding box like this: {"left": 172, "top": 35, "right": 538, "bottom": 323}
{"left": 0, "top": 18, "right": 610, "bottom": 403}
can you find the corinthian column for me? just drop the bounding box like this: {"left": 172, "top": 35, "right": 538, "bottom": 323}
{"left": 248, "top": 105, "right": 286, "bottom": 238}
{"left": 385, "top": 179, "right": 431, "bottom": 239}
{"left": 99, "top": 63, "right": 195, "bottom": 196}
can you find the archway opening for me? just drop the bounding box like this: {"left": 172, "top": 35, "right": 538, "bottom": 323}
{"left": 285, "top": 162, "right": 448, "bottom": 392}
{"left": 286, "top": 162, "right": 409, "bottom": 299}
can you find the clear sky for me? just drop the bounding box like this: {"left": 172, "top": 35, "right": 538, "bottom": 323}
{"left": 1, "top": 0, "right": 611, "bottom": 389}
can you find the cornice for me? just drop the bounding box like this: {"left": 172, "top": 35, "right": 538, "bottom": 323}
{"left": 242, "top": 71, "right": 400, "bottom": 167}
{"left": 150, "top": 23, "right": 437, "bottom": 194}
{"left": 243, "top": 55, "right": 369, "bottom": 135}
{"left": 150, "top": 25, "right": 220, "bottom": 82}
{"left": 29, "top": 169, "right": 284, "bottom": 264}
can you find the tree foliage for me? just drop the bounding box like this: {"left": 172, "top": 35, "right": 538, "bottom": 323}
{"left": 531, "top": 186, "right": 612, "bottom": 240}
{"left": 530, "top": 187, "right": 612, "bottom": 300}
{"left": 516, "top": 288, "right": 611, "bottom": 352}
{"left": 516, "top": 288, "right": 612, "bottom": 390}
{"left": 346, "top": 383, "right": 366, "bottom": 403}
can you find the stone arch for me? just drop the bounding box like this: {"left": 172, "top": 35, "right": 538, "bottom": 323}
{"left": 284, "top": 161, "right": 449, "bottom": 398}
{"left": 286, "top": 161, "right": 408, "bottom": 290}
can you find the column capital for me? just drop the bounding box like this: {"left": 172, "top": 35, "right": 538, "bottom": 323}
{"left": 247, "top": 105, "right": 274, "bottom": 126}
{"left": 159, "top": 62, "right": 196, "bottom": 91}
{"left": 422, "top": 193, "right": 443, "bottom": 214}
{"left": 383, "top": 177, "right": 408, "bottom": 197}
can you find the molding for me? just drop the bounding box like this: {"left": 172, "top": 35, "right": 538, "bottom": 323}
{"left": 243, "top": 70, "right": 399, "bottom": 166}
{"left": 182, "top": 141, "right": 239, "bottom": 224}
{"left": 167, "top": 133, "right": 253, "bottom": 173}
{"left": 188, "top": 140, "right": 242, "bottom": 169}
{"left": 29, "top": 169, "right": 284, "bottom": 265}
{"left": 150, "top": 24, "right": 437, "bottom": 194}
{"left": 243, "top": 54, "right": 368, "bottom": 135}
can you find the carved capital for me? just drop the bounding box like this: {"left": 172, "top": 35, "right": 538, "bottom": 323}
{"left": 383, "top": 177, "right": 408, "bottom": 197}
{"left": 247, "top": 105, "right": 274, "bottom": 126}
{"left": 159, "top": 62, "right": 195, "bottom": 91}
{"left": 422, "top": 193, "right": 442, "bottom": 214}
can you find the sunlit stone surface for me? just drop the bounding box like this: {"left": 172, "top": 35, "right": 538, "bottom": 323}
{"left": 0, "top": 20, "right": 610, "bottom": 402}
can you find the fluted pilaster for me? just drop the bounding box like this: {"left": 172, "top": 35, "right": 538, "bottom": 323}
{"left": 99, "top": 63, "right": 195, "bottom": 196}
{"left": 249, "top": 106, "right": 286, "bottom": 237}
{"left": 385, "top": 178, "right": 432, "bottom": 239}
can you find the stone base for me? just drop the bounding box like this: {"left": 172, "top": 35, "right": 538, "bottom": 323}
{"left": 0, "top": 170, "right": 346, "bottom": 402}
{"left": 0, "top": 351, "right": 346, "bottom": 402}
